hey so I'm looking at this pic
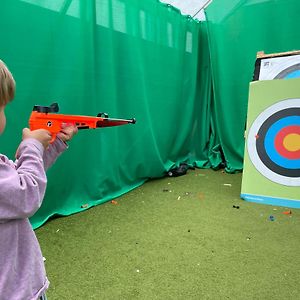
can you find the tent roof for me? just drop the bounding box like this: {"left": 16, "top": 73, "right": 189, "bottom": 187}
{"left": 160, "top": 0, "right": 212, "bottom": 20}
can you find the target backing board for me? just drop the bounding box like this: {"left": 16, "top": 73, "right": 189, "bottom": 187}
{"left": 241, "top": 78, "right": 300, "bottom": 208}
{"left": 253, "top": 51, "right": 300, "bottom": 80}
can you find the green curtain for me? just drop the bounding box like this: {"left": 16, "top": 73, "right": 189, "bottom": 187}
{"left": 0, "top": 0, "right": 212, "bottom": 228}
{"left": 205, "top": 0, "right": 300, "bottom": 172}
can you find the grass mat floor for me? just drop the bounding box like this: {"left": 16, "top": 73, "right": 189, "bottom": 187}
{"left": 36, "top": 169, "right": 300, "bottom": 299}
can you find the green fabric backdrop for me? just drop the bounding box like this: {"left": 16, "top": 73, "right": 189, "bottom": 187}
{"left": 0, "top": 0, "right": 214, "bottom": 228}
{"left": 205, "top": 0, "right": 300, "bottom": 172}
{"left": 2, "top": 0, "right": 299, "bottom": 228}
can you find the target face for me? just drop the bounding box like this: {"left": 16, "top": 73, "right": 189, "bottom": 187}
{"left": 274, "top": 63, "right": 300, "bottom": 79}
{"left": 247, "top": 98, "right": 300, "bottom": 186}
{"left": 259, "top": 55, "right": 300, "bottom": 80}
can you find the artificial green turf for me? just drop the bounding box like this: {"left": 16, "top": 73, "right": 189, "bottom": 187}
{"left": 36, "top": 169, "right": 300, "bottom": 299}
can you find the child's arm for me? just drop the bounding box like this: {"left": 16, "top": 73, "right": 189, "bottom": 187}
{"left": 0, "top": 139, "right": 47, "bottom": 221}
{"left": 42, "top": 137, "right": 68, "bottom": 170}
{"left": 42, "top": 124, "right": 77, "bottom": 170}
{"left": 0, "top": 125, "right": 77, "bottom": 222}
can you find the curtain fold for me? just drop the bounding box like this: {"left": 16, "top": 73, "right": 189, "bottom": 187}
{"left": 205, "top": 0, "right": 300, "bottom": 172}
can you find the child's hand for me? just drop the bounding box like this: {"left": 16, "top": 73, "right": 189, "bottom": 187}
{"left": 57, "top": 123, "right": 78, "bottom": 142}
{"left": 22, "top": 128, "right": 52, "bottom": 149}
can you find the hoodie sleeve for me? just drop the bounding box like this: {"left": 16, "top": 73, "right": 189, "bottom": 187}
{"left": 42, "top": 137, "right": 68, "bottom": 170}
{"left": 0, "top": 138, "right": 47, "bottom": 221}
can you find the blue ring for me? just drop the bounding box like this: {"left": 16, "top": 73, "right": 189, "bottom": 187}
{"left": 284, "top": 70, "right": 300, "bottom": 79}
{"left": 264, "top": 116, "right": 300, "bottom": 169}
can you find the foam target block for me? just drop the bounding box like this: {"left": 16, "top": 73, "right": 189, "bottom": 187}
{"left": 253, "top": 50, "right": 300, "bottom": 80}
{"left": 241, "top": 78, "right": 300, "bottom": 208}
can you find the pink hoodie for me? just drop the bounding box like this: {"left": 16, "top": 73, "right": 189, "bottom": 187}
{"left": 0, "top": 137, "right": 67, "bottom": 300}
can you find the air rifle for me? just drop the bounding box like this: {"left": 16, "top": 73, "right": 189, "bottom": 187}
{"left": 29, "top": 103, "right": 136, "bottom": 142}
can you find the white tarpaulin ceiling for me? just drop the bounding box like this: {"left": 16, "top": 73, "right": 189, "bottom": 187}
{"left": 160, "top": 0, "right": 212, "bottom": 20}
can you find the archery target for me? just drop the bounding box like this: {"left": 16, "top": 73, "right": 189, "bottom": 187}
{"left": 258, "top": 55, "right": 300, "bottom": 80}
{"left": 247, "top": 98, "right": 300, "bottom": 186}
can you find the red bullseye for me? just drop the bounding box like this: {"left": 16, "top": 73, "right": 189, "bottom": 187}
{"left": 274, "top": 125, "right": 300, "bottom": 159}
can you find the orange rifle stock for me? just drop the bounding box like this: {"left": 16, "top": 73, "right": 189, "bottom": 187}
{"left": 29, "top": 103, "right": 136, "bottom": 142}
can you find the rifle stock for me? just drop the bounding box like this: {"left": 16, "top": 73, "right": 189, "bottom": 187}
{"left": 29, "top": 103, "right": 136, "bottom": 142}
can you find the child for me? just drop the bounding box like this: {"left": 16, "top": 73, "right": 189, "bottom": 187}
{"left": 0, "top": 59, "right": 78, "bottom": 300}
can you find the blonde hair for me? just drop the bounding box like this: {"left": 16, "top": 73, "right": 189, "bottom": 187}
{"left": 0, "top": 59, "right": 15, "bottom": 106}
